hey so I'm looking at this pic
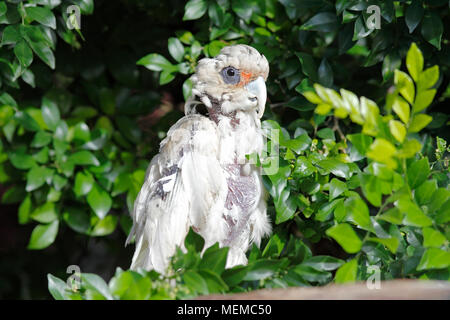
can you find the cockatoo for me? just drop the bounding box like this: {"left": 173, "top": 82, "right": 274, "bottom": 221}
{"left": 127, "top": 45, "right": 271, "bottom": 273}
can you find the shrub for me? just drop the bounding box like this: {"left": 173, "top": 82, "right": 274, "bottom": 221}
{"left": 0, "top": 0, "right": 448, "bottom": 299}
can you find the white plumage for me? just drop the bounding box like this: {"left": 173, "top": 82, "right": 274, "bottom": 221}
{"left": 127, "top": 45, "right": 271, "bottom": 273}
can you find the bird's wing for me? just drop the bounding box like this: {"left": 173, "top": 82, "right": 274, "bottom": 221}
{"left": 127, "top": 114, "right": 228, "bottom": 272}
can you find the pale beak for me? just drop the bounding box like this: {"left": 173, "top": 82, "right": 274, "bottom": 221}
{"left": 245, "top": 76, "right": 267, "bottom": 118}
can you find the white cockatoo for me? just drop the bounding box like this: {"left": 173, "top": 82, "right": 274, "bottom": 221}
{"left": 127, "top": 44, "right": 271, "bottom": 273}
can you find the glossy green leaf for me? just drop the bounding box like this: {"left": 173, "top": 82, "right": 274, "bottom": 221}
{"left": 409, "top": 114, "right": 433, "bottom": 133}
{"left": 334, "top": 258, "right": 358, "bottom": 283}
{"left": 183, "top": 0, "right": 207, "bottom": 21}
{"left": 326, "top": 223, "right": 362, "bottom": 254}
{"left": 422, "top": 227, "right": 446, "bottom": 248}
{"left": 417, "top": 248, "right": 450, "bottom": 270}
{"left": 168, "top": 37, "right": 184, "bottom": 62}
{"left": 394, "top": 71, "right": 415, "bottom": 105}
{"left": 74, "top": 171, "right": 94, "bottom": 197}
{"left": 405, "top": 0, "right": 423, "bottom": 33}
{"left": 69, "top": 150, "right": 100, "bottom": 166}
{"left": 14, "top": 40, "right": 33, "bottom": 67}
{"left": 406, "top": 43, "right": 423, "bottom": 82}
{"left": 389, "top": 120, "right": 406, "bottom": 143}
{"left": 392, "top": 96, "right": 410, "bottom": 124}
{"left": 367, "top": 237, "right": 399, "bottom": 254}
{"left": 407, "top": 157, "right": 430, "bottom": 189}
{"left": 87, "top": 183, "right": 112, "bottom": 219}
{"left": 25, "top": 6, "right": 56, "bottom": 29}
{"left": 27, "top": 220, "right": 59, "bottom": 250}
{"left": 329, "top": 178, "right": 347, "bottom": 201}
{"left": 421, "top": 12, "right": 443, "bottom": 49}
{"left": 413, "top": 89, "right": 436, "bottom": 113}
{"left": 30, "top": 202, "right": 58, "bottom": 223}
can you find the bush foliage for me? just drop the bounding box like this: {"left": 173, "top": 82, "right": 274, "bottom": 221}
{"left": 0, "top": 0, "right": 448, "bottom": 299}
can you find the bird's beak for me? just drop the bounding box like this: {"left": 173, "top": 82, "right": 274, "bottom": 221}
{"left": 245, "top": 76, "right": 267, "bottom": 118}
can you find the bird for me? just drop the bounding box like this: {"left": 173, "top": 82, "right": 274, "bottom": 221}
{"left": 127, "top": 44, "right": 271, "bottom": 273}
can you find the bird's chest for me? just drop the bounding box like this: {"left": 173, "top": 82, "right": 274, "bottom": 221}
{"left": 224, "top": 164, "right": 258, "bottom": 212}
{"left": 216, "top": 116, "right": 262, "bottom": 211}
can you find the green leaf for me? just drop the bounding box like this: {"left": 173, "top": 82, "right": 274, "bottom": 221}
{"left": 422, "top": 227, "right": 446, "bottom": 248}
{"left": 409, "top": 114, "right": 433, "bottom": 133}
{"left": 283, "top": 134, "right": 311, "bottom": 154}
{"left": 198, "top": 270, "right": 228, "bottom": 293}
{"left": 184, "top": 228, "right": 205, "bottom": 252}
{"left": 47, "top": 274, "right": 70, "bottom": 300}
{"left": 74, "top": 171, "right": 94, "bottom": 197}
{"left": 159, "top": 70, "right": 175, "bottom": 85}
{"left": 87, "top": 183, "right": 112, "bottom": 219}
{"left": 378, "top": 208, "right": 404, "bottom": 225}
{"left": 18, "top": 194, "right": 32, "bottom": 225}
{"left": 27, "top": 220, "right": 59, "bottom": 250}
{"left": 395, "top": 139, "right": 422, "bottom": 159}
{"left": 41, "top": 97, "right": 60, "bottom": 131}
{"left": 301, "top": 12, "right": 338, "bottom": 32}
{"left": 222, "top": 265, "right": 248, "bottom": 287}
{"left": 417, "top": 66, "right": 439, "bottom": 92}
{"left": 198, "top": 243, "right": 229, "bottom": 275}
{"left": 302, "top": 255, "right": 344, "bottom": 271}
{"left": 347, "top": 133, "right": 372, "bottom": 156}
{"left": 25, "top": 6, "right": 56, "bottom": 29}
{"left": 69, "top": 150, "right": 100, "bottom": 166}
{"left": 367, "top": 237, "right": 399, "bottom": 254}
{"left": 31, "top": 131, "right": 52, "bottom": 148}
{"left": 413, "top": 89, "right": 436, "bottom": 113}
{"left": 137, "top": 53, "right": 173, "bottom": 71}
{"left": 389, "top": 120, "right": 406, "bottom": 143}
{"left": 243, "top": 259, "right": 284, "bottom": 281}
{"left": 326, "top": 223, "right": 362, "bottom": 254}
{"left": 14, "top": 110, "right": 40, "bottom": 131}
{"left": 90, "top": 215, "right": 118, "bottom": 237}
{"left": 168, "top": 37, "right": 184, "bottom": 62}
{"left": 334, "top": 258, "right": 358, "bottom": 283}
{"left": 428, "top": 188, "right": 450, "bottom": 214}
{"left": 415, "top": 179, "right": 438, "bottom": 206}
{"left": 366, "top": 138, "right": 396, "bottom": 166}
{"left": 9, "top": 151, "right": 36, "bottom": 169}
{"left": 329, "top": 178, "right": 347, "bottom": 201}
{"left": 183, "top": 270, "right": 208, "bottom": 294}
{"left": 405, "top": 0, "right": 424, "bottom": 33}
{"left": 81, "top": 273, "right": 114, "bottom": 300}
{"left": 274, "top": 188, "right": 297, "bottom": 224}
{"left": 421, "top": 12, "right": 443, "bottom": 49}
{"left": 21, "top": 25, "right": 55, "bottom": 69}
{"left": 397, "top": 197, "right": 433, "bottom": 227}
{"left": 406, "top": 43, "right": 423, "bottom": 82}
{"left": 407, "top": 157, "right": 430, "bottom": 189}
{"left": 14, "top": 40, "right": 33, "bottom": 67}
{"left": 2, "top": 25, "right": 21, "bottom": 45}
{"left": 316, "top": 159, "right": 350, "bottom": 179}
{"left": 26, "top": 165, "right": 52, "bottom": 191}
{"left": 63, "top": 207, "right": 90, "bottom": 234}
{"left": 394, "top": 71, "right": 415, "bottom": 105}
{"left": 360, "top": 174, "right": 382, "bottom": 207}
{"left": 417, "top": 248, "right": 450, "bottom": 270}
{"left": 344, "top": 195, "right": 372, "bottom": 230}
{"left": 183, "top": 0, "right": 207, "bottom": 21}
{"left": 291, "top": 264, "right": 331, "bottom": 283}
{"left": 30, "top": 202, "right": 58, "bottom": 223}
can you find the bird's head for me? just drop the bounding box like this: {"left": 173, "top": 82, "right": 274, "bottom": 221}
{"left": 186, "top": 44, "right": 269, "bottom": 119}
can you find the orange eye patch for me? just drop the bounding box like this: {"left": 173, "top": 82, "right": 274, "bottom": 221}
{"left": 240, "top": 71, "right": 253, "bottom": 85}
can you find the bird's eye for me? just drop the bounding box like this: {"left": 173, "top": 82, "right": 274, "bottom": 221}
{"left": 221, "top": 66, "right": 240, "bottom": 84}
